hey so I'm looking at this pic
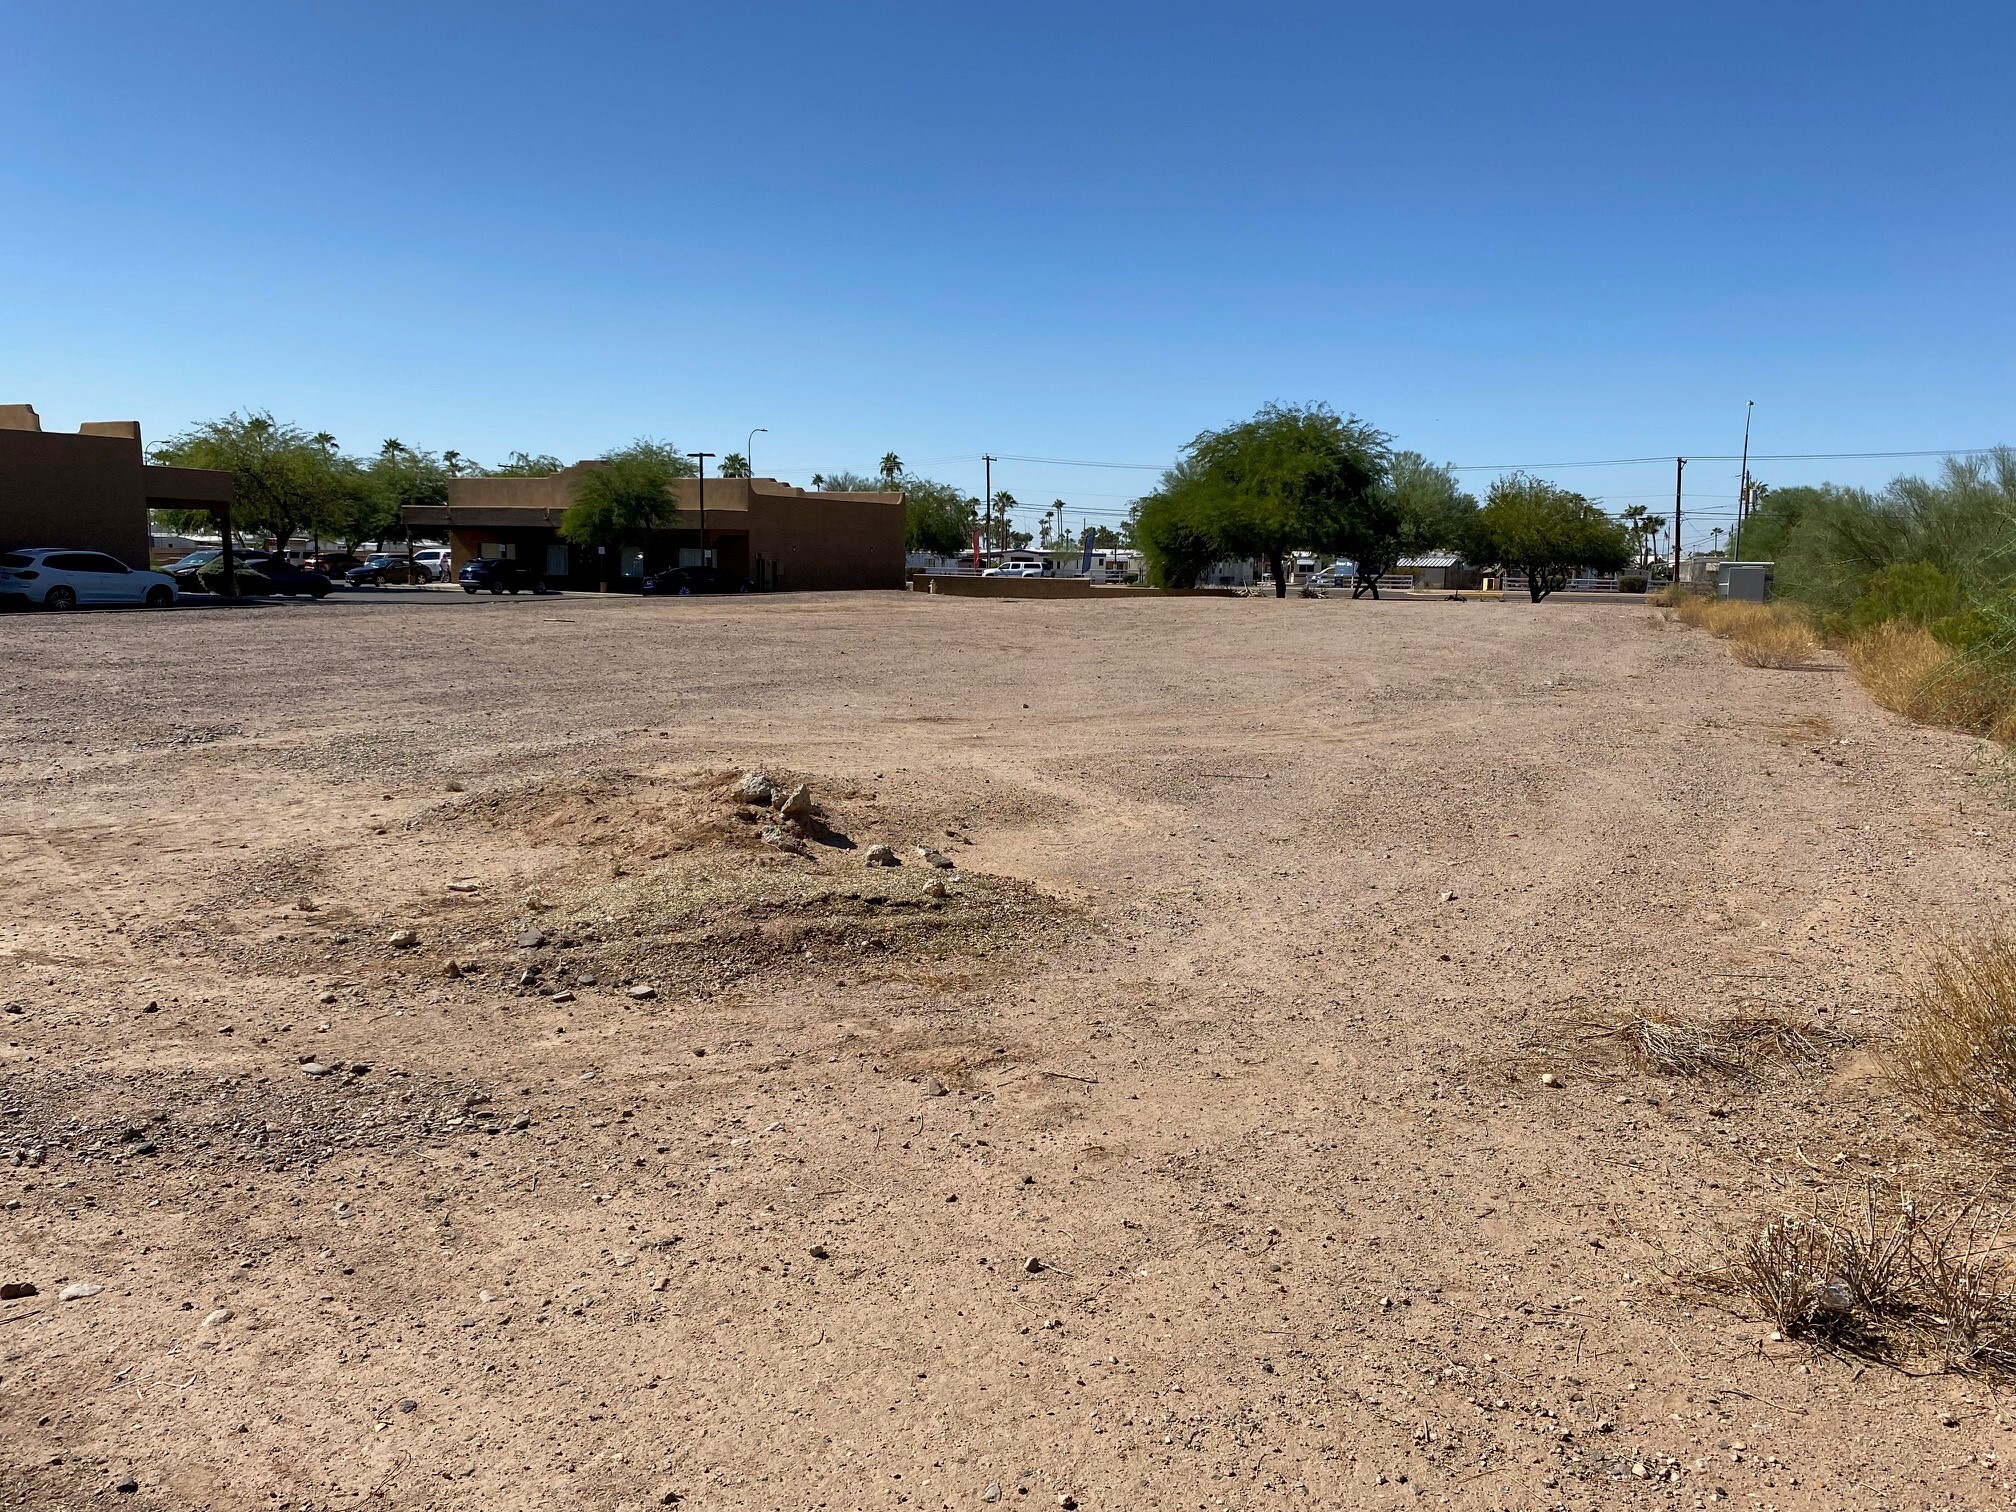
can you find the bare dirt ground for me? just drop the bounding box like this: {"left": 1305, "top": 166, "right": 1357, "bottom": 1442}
{"left": 3, "top": 588, "right": 2014, "bottom": 1511}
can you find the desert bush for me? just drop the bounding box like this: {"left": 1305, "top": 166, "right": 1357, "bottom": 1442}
{"left": 1697, "top": 1189, "right": 2016, "bottom": 1371}
{"left": 1618, "top": 573, "right": 1648, "bottom": 594}
{"left": 1888, "top": 936, "right": 2016, "bottom": 1144}
{"left": 1674, "top": 599, "right": 1818, "bottom": 667}
{"left": 1845, "top": 623, "right": 2016, "bottom": 740}
{"left": 1729, "top": 610, "right": 1818, "bottom": 668}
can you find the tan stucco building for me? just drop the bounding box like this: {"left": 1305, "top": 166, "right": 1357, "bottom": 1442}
{"left": 0, "top": 404, "right": 233, "bottom": 568}
{"left": 403, "top": 468, "right": 905, "bottom": 592}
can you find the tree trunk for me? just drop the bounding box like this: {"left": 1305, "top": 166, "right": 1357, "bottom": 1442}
{"left": 1268, "top": 549, "right": 1288, "bottom": 598}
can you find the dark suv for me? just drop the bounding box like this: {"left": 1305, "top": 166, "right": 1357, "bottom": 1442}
{"left": 459, "top": 558, "right": 545, "bottom": 594}
{"left": 641, "top": 565, "right": 754, "bottom": 596}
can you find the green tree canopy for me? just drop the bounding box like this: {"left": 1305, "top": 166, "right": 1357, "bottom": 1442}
{"left": 557, "top": 440, "right": 693, "bottom": 551}
{"left": 1132, "top": 402, "right": 1391, "bottom": 594}
{"left": 150, "top": 411, "right": 349, "bottom": 549}
{"left": 718, "top": 452, "right": 750, "bottom": 478}
{"left": 483, "top": 451, "right": 564, "bottom": 477}
{"left": 1464, "top": 474, "right": 1631, "bottom": 601}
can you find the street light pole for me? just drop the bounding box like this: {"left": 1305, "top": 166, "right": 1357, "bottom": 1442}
{"left": 688, "top": 452, "right": 715, "bottom": 566}
{"left": 746, "top": 428, "right": 766, "bottom": 480}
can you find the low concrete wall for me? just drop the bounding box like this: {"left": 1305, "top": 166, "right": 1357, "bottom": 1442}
{"left": 911, "top": 574, "right": 1241, "bottom": 600}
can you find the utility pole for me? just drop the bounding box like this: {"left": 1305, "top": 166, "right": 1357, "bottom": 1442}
{"left": 1671, "top": 456, "right": 1686, "bottom": 584}
{"left": 688, "top": 452, "right": 715, "bottom": 566}
{"left": 1736, "top": 400, "right": 1754, "bottom": 553}
{"left": 745, "top": 428, "right": 766, "bottom": 480}
{"left": 982, "top": 454, "right": 995, "bottom": 559}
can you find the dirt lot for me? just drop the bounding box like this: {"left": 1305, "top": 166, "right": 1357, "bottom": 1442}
{"left": 3, "top": 588, "right": 2013, "bottom": 1511}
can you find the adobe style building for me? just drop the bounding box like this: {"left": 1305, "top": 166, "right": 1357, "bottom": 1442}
{"left": 403, "top": 467, "right": 905, "bottom": 591}
{"left": 0, "top": 404, "right": 233, "bottom": 568}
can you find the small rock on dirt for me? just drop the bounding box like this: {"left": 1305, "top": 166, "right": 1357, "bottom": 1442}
{"left": 627, "top": 984, "right": 657, "bottom": 1000}
{"left": 916, "top": 846, "right": 955, "bottom": 869}
{"left": 1022, "top": 1256, "right": 1044, "bottom": 1275}
{"left": 516, "top": 929, "right": 547, "bottom": 949}
{"left": 808, "top": 1243, "right": 830, "bottom": 1260}
{"left": 731, "top": 771, "right": 776, "bottom": 805}
{"left": 59, "top": 1283, "right": 102, "bottom": 1301}
{"left": 387, "top": 929, "right": 420, "bottom": 949}
{"left": 0, "top": 1281, "right": 38, "bottom": 1300}
{"left": 982, "top": 1485, "right": 1002, "bottom": 1504}
{"left": 924, "top": 878, "right": 948, "bottom": 899}
{"left": 115, "top": 1477, "right": 138, "bottom": 1494}
{"left": 920, "top": 1076, "right": 947, "bottom": 1097}
{"left": 863, "top": 843, "right": 899, "bottom": 867}
{"left": 779, "top": 783, "right": 815, "bottom": 820}
{"left": 1539, "top": 1072, "right": 1562, "bottom": 1088}
{"left": 299, "top": 1061, "right": 334, "bottom": 1078}
{"left": 203, "top": 1307, "right": 233, "bottom": 1326}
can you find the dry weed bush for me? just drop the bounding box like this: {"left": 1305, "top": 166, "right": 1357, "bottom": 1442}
{"left": 1698, "top": 1190, "right": 2016, "bottom": 1372}
{"left": 1669, "top": 595, "right": 1817, "bottom": 667}
{"left": 1888, "top": 936, "right": 2016, "bottom": 1144}
{"left": 1845, "top": 622, "right": 2016, "bottom": 740}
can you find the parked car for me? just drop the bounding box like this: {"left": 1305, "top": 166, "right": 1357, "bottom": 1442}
{"left": 306, "top": 551, "right": 365, "bottom": 576}
{"left": 458, "top": 557, "right": 545, "bottom": 594}
{"left": 167, "top": 547, "right": 256, "bottom": 587}
{"left": 345, "top": 553, "right": 433, "bottom": 587}
{"left": 981, "top": 564, "right": 1046, "bottom": 579}
{"left": 412, "top": 548, "right": 452, "bottom": 579}
{"left": 640, "top": 565, "right": 754, "bottom": 596}
{"left": 0, "top": 548, "right": 177, "bottom": 610}
{"left": 194, "top": 552, "right": 333, "bottom": 599}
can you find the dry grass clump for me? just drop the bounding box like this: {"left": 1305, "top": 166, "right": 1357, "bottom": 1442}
{"left": 1576, "top": 1010, "right": 1852, "bottom": 1080}
{"left": 1887, "top": 936, "right": 2016, "bottom": 1144}
{"left": 1669, "top": 595, "right": 1817, "bottom": 667}
{"left": 1729, "top": 609, "right": 1819, "bottom": 668}
{"left": 1844, "top": 622, "right": 2016, "bottom": 741}
{"left": 1696, "top": 1189, "right": 2016, "bottom": 1372}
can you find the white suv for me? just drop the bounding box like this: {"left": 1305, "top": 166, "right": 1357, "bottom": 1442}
{"left": 0, "top": 548, "right": 178, "bottom": 610}
{"left": 412, "top": 548, "right": 452, "bottom": 581}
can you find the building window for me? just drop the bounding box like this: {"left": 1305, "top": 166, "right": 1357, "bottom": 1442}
{"left": 482, "top": 541, "right": 516, "bottom": 560}
{"left": 620, "top": 548, "right": 645, "bottom": 578}
{"left": 546, "top": 543, "right": 569, "bottom": 577}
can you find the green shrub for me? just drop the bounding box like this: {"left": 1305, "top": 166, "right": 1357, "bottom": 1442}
{"left": 1617, "top": 574, "right": 1648, "bottom": 594}
{"left": 1847, "top": 562, "right": 1968, "bottom": 632}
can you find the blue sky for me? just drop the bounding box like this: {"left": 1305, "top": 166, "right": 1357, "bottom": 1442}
{"left": 4, "top": 2, "right": 2011, "bottom": 546}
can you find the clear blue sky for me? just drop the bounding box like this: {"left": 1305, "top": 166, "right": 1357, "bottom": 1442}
{"left": 5, "top": 2, "right": 2011, "bottom": 546}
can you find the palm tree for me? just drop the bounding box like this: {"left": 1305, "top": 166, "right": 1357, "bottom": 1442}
{"left": 1709, "top": 526, "right": 1725, "bottom": 554}
{"left": 379, "top": 438, "right": 407, "bottom": 458}
{"left": 810, "top": 474, "right": 826, "bottom": 491}
{"left": 719, "top": 453, "right": 750, "bottom": 478}
{"left": 443, "top": 449, "right": 467, "bottom": 476}
{"left": 1620, "top": 505, "right": 1651, "bottom": 568}
{"left": 879, "top": 452, "right": 902, "bottom": 485}
{"left": 311, "top": 431, "right": 337, "bottom": 454}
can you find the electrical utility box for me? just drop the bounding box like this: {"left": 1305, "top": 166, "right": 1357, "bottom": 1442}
{"left": 1716, "top": 561, "right": 1774, "bottom": 603}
